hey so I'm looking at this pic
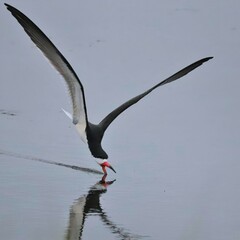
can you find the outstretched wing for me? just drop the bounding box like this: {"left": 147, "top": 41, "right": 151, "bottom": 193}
{"left": 5, "top": 4, "right": 88, "bottom": 126}
{"left": 99, "top": 57, "right": 213, "bottom": 133}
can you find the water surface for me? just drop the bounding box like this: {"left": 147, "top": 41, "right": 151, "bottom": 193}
{"left": 1, "top": 1, "right": 240, "bottom": 239}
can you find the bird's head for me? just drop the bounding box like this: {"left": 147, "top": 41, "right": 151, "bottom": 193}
{"left": 96, "top": 159, "right": 116, "bottom": 175}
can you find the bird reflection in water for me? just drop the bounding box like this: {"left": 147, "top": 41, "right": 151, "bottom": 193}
{"left": 65, "top": 175, "right": 145, "bottom": 240}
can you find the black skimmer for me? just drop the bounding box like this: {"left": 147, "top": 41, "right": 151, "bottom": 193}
{"left": 5, "top": 3, "right": 213, "bottom": 174}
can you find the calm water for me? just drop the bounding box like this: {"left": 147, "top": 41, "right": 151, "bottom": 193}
{"left": 1, "top": 1, "right": 240, "bottom": 239}
{"left": 0, "top": 107, "right": 239, "bottom": 240}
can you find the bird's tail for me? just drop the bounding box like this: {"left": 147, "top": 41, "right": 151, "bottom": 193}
{"left": 61, "top": 108, "right": 72, "bottom": 120}
{"left": 61, "top": 108, "right": 88, "bottom": 144}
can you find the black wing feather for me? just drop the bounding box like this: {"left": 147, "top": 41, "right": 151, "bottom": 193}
{"left": 5, "top": 3, "right": 88, "bottom": 125}
{"left": 99, "top": 57, "right": 213, "bottom": 132}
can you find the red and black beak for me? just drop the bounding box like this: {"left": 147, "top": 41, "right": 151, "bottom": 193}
{"left": 101, "top": 161, "right": 116, "bottom": 174}
{"left": 109, "top": 165, "right": 116, "bottom": 173}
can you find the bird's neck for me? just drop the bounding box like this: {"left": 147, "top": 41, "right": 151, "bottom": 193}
{"left": 86, "top": 123, "right": 108, "bottom": 159}
{"left": 95, "top": 159, "right": 108, "bottom": 165}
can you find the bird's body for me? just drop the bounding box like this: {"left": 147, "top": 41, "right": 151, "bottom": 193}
{"left": 5, "top": 3, "right": 213, "bottom": 174}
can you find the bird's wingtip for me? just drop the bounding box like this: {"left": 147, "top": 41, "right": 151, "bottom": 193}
{"left": 198, "top": 56, "right": 213, "bottom": 65}
{"left": 4, "top": 3, "right": 17, "bottom": 14}
{"left": 4, "top": 3, "right": 12, "bottom": 9}
{"left": 205, "top": 56, "right": 214, "bottom": 61}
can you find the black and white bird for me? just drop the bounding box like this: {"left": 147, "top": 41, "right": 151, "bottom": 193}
{"left": 5, "top": 3, "right": 213, "bottom": 174}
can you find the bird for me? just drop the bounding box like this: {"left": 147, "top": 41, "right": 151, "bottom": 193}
{"left": 5, "top": 3, "right": 213, "bottom": 175}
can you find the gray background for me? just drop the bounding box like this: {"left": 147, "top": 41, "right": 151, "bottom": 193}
{"left": 0, "top": 1, "right": 240, "bottom": 239}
